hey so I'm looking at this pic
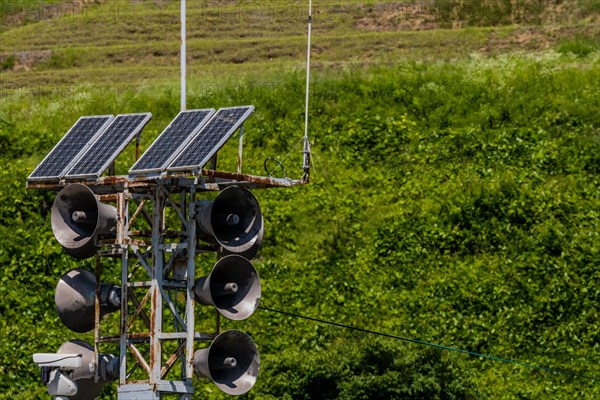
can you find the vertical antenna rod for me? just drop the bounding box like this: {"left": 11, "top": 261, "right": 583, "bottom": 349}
{"left": 181, "top": 0, "right": 187, "bottom": 111}
{"left": 302, "top": 0, "right": 313, "bottom": 182}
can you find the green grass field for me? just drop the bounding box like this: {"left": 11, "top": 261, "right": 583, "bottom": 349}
{"left": 1, "top": 0, "right": 598, "bottom": 89}
{"left": 1, "top": 1, "right": 600, "bottom": 399}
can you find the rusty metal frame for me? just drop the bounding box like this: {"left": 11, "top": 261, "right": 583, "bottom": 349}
{"left": 31, "top": 151, "right": 309, "bottom": 399}
{"left": 106, "top": 181, "right": 203, "bottom": 399}
{"left": 33, "top": 167, "right": 306, "bottom": 399}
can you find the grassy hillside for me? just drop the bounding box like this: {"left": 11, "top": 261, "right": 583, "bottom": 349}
{"left": 1, "top": 0, "right": 599, "bottom": 399}
{"left": 1, "top": 0, "right": 599, "bottom": 88}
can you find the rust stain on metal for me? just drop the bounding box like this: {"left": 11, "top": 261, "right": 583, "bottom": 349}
{"left": 98, "top": 194, "right": 119, "bottom": 202}
{"left": 128, "top": 333, "right": 151, "bottom": 340}
{"left": 94, "top": 256, "right": 102, "bottom": 383}
{"left": 129, "top": 199, "right": 146, "bottom": 227}
{"left": 128, "top": 289, "right": 152, "bottom": 331}
{"left": 123, "top": 239, "right": 150, "bottom": 246}
{"left": 129, "top": 380, "right": 151, "bottom": 385}
{"left": 128, "top": 343, "right": 151, "bottom": 375}
{"left": 160, "top": 342, "right": 185, "bottom": 379}
{"left": 28, "top": 169, "right": 305, "bottom": 192}
{"left": 201, "top": 169, "right": 301, "bottom": 187}
{"left": 116, "top": 192, "right": 125, "bottom": 245}
{"left": 149, "top": 285, "right": 157, "bottom": 368}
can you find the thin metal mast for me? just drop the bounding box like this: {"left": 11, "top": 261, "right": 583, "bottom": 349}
{"left": 302, "top": 0, "right": 313, "bottom": 181}
{"left": 181, "top": 0, "right": 187, "bottom": 111}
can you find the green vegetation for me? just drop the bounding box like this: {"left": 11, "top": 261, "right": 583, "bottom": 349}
{"left": 558, "top": 35, "right": 600, "bottom": 57}
{"left": 0, "top": 55, "right": 16, "bottom": 70}
{"left": 2, "top": 51, "right": 599, "bottom": 400}
{"left": 1, "top": 0, "right": 598, "bottom": 89}
{"left": 1, "top": 0, "right": 599, "bottom": 399}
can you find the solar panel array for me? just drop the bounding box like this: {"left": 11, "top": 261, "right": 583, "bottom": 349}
{"left": 129, "top": 109, "right": 215, "bottom": 175}
{"left": 167, "top": 106, "right": 254, "bottom": 173}
{"left": 29, "top": 105, "right": 255, "bottom": 183}
{"left": 27, "top": 116, "right": 114, "bottom": 182}
{"left": 65, "top": 113, "right": 152, "bottom": 180}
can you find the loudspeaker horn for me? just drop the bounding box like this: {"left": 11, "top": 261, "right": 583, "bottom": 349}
{"left": 197, "top": 185, "right": 263, "bottom": 259}
{"left": 51, "top": 183, "right": 117, "bottom": 259}
{"left": 55, "top": 268, "right": 121, "bottom": 333}
{"left": 193, "top": 330, "right": 260, "bottom": 396}
{"left": 194, "top": 255, "right": 261, "bottom": 320}
{"left": 55, "top": 340, "right": 118, "bottom": 400}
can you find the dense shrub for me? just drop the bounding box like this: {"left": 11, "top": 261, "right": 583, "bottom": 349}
{"left": 0, "top": 53, "right": 599, "bottom": 399}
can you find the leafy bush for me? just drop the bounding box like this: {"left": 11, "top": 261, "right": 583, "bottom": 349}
{"left": 0, "top": 53, "right": 599, "bottom": 399}
{"left": 0, "top": 55, "right": 16, "bottom": 71}
{"left": 557, "top": 36, "right": 600, "bottom": 57}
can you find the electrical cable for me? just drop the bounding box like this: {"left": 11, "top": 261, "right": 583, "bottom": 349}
{"left": 264, "top": 157, "right": 286, "bottom": 179}
{"left": 258, "top": 306, "right": 599, "bottom": 381}
{"left": 264, "top": 136, "right": 305, "bottom": 178}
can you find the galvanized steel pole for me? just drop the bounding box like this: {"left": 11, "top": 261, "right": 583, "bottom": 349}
{"left": 181, "top": 0, "right": 187, "bottom": 111}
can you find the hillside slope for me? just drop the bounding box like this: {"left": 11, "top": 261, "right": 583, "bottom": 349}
{"left": 1, "top": 0, "right": 599, "bottom": 88}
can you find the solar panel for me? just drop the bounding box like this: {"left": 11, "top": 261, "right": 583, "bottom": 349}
{"left": 129, "top": 108, "right": 216, "bottom": 175}
{"left": 166, "top": 106, "right": 254, "bottom": 173}
{"left": 65, "top": 113, "right": 152, "bottom": 180}
{"left": 27, "top": 116, "right": 114, "bottom": 182}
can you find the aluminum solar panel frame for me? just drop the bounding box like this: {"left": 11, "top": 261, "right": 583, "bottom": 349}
{"left": 128, "top": 108, "right": 216, "bottom": 176}
{"left": 166, "top": 106, "right": 254, "bottom": 174}
{"left": 64, "top": 113, "right": 152, "bottom": 180}
{"left": 27, "top": 116, "right": 114, "bottom": 182}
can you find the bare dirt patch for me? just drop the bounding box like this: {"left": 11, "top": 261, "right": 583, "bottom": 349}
{"left": 356, "top": 2, "right": 439, "bottom": 32}
{"left": 1, "top": 0, "right": 108, "bottom": 29}
{"left": 0, "top": 50, "right": 52, "bottom": 72}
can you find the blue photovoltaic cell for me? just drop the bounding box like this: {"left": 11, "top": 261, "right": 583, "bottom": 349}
{"left": 167, "top": 106, "right": 254, "bottom": 172}
{"left": 129, "top": 108, "right": 215, "bottom": 175}
{"left": 65, "top": 113, "right": 151, "bottom": 179}
{"left": 27, "top": 116, "right": 114, "bottom": 181}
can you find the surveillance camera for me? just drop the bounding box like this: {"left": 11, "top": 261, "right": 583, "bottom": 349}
{"left": 33, "top": 353, "right": 83, "bottom": 370}
{"left": 47, "top": 369, "right": 78, "bottom": 397}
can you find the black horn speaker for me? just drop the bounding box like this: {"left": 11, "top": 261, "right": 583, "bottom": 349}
{"left": 55, "top": 268, "right": 120, "bottom": 333}
{"left": 51, "top": 183, "right": 117, "bottom": 259}
{"left": 194, "top": 255, "right": 261, "bottom": 321}
{"left": 197, "top": 186, "right": 263, "bottom": 259}
{"left": 193, "top": 330, "right": 260, "bottom": 396}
